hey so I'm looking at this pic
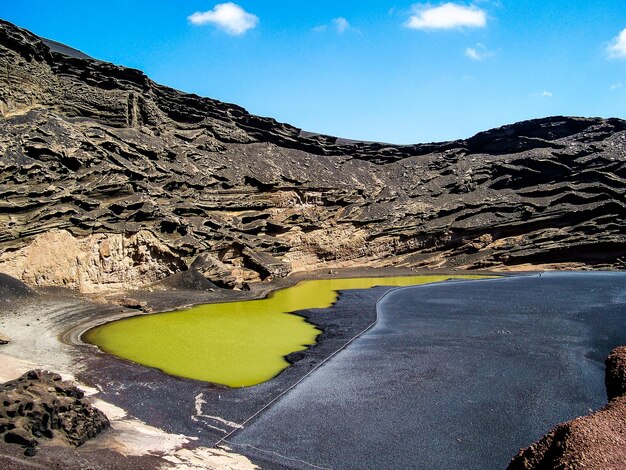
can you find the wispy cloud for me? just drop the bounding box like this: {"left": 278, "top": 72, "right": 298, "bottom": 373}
{"left": 530, "top": 90, "right": 553, "bottom": 98}
{"left": 188, "top": 2, "right": 259, "bottom": 36}
{"left": 607, "top": 29, "right": 626, "bottom": 58}
{"left": 405, "top": 3, "right": 487, "bottom": 30}
{"left": 610, "top": 82, "right": 623, "bottom": 90}
{"left": 314, "top": 17, "right": 355, "bottom": 34}
{"left": 530, "top": 91, "right": 553, "bottom": 98}
{"left": 465, "top": 43, "right": 493, "bottom": 60}
{"left": 333, "top": 17, "right": 351, "bottom": 33}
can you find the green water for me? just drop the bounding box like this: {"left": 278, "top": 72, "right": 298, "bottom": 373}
{"left": 84, "top": 275, "right": 488, "bottom": 387}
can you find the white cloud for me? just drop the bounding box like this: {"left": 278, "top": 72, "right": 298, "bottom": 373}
{"left": 333, "top": 17, "right": 351, "bottom": 33}
{"left": 406, "top": 3, "right": 487, "bottom": 30}
{"left": 465, "top": 47, "right": 481, "bottom": 60}
{"left": 610, "top": 82, "right": 623, "bottom": 90}
{"left": 314, "top": 17, "right": 355, "bottom": 34}
{"left": 539, "top": 91, "right": 553, "bottom": 97}
{"left": 608, "top": 29, "right": 626, "bottom": 58}
{"left": 188, "top": 3, "right": 259, "bottom": 36}
{"left": 465, "top": 43, "right": 493, "bottom": 60}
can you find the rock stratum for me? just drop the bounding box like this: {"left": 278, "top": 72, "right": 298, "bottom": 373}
{"left": 1, "top": 20, "right": 625, "bottom": 291}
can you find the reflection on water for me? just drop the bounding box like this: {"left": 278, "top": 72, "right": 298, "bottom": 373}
{"left": 84, "top": 275, "right": 488, "bottom": 387}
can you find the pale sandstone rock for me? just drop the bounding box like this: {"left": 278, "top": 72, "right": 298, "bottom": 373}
{"left": 0, "top": 229, "right": 184, "bottom": 293}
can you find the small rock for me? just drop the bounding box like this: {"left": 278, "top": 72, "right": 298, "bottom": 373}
{"left": 606, "top": 346, "right": 626, "bottom": 401}
{"left": 117, "top": 298, "right": 150, "bottom": 312}
{"left": 0, "top": 332, "right": 9, "bottom": 344}
{"left": 4, "top": 429, "right": 37, "bottom": 448}
{"left": 24, "top": 446, "right": 37, "bottom": 457}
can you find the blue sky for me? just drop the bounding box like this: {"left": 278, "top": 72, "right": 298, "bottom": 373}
{"left": 3, "top": 1, "right": 626, "bottom": 143}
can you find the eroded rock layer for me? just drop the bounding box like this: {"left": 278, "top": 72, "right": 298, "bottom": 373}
{"left": 1, "top": 20, "right": 625, "bottom": 290}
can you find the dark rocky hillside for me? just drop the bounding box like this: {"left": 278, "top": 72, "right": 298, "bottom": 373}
{"left": 0, "top": 19, "right": 624, "bottom": 291}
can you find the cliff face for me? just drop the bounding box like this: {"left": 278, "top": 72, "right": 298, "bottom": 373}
{"left": 1, "top": 20, "right": 625, "bottom": 291}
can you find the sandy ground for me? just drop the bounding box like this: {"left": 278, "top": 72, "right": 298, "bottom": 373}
{"left": 0, "top": 278, "right": 279, "bottom": 468}
{"left": 0, "top": 352, "right": 258, "bottom": 469}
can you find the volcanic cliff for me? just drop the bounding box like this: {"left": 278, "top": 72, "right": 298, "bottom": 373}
{"left": 1, "top": 20, "right": 625, "bottom": 291}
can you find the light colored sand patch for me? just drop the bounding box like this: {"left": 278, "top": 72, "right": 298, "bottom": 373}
{"left": 91, "top": 398, "right": 128, "bottom": 421}
{"left": 90, "top": 402, "right": 257, "bottom": 469}
{"left": 75, "top": 382, "right": 100, "bottom": 396}
{"left": 161, "top": 446, "right": 259, "bottom": 470}
{"left": 0, "top": 300, "right": 82, "bottom": 375}
{"left": 0, "top": 352, "right": 37, "bottom": 382}
{"left": 99, "top": 417, "right": 192, "bottom": 457}
{"left": 194, "top": 393, "right": 242, "bottom": 429}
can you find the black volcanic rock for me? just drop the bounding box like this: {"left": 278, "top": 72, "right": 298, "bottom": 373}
{"left": 0, "top": 19, "right": 624, "bottom": 290}
{"left": 0, "top": 370, "right": 109, "bottom": 454}
{"left": 0, "top": 273, "right": 33, "bottom": 299}
{"left": 41, "top": 37, "right": 93, "bottom": 60}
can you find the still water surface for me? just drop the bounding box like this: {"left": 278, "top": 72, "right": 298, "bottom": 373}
{"left": 84, "top": 275, "right": 487, "bottom": 387}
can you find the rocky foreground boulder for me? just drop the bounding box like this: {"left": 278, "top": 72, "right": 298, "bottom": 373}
{"left": 508, "top": 347, "right": 626, "bottom": 469}
{"left": 0, "top": 19, "right": 625, "bottom": 292}
{"left": 0, "top": 370, "right": 109, "bottom": 456}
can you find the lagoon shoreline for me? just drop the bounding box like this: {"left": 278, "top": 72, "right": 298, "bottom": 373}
{"left": 0, "top": 267, "right": 614, "bottom": 469}
{"left": 0, "top": 267, "right": 510, "bottom": 468}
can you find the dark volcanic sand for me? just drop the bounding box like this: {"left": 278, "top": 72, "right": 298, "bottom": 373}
{"left": 76, "top": 279, "right": 411, "bottom": 446}
{"left": 226, "top": 272, "right": 626, "bottom": 470}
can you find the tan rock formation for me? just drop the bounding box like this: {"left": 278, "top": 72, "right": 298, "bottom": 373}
{"left": 0, "top": 229, "right": 184, "bottom": 292}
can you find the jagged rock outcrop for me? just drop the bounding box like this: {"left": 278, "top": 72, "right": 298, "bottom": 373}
{"left": 0, "top": 370, "right": 109, "bottom": 455}
{"left": 0, "top": 19, "right": 625, "bottom": 290}
{"left": 606, "top": 346, "right": 626, "bottom": 402}
{"left": 508, "top": 347, "right": 626, "bottom": 469}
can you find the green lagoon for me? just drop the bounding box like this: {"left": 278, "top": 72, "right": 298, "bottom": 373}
{"left": 84, "top": 275, "right": 488, "bottom": 387}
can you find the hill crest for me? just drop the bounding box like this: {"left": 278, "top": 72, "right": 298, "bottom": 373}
{"left": 0, "top": 19, "right": 624, "bottom": 291}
